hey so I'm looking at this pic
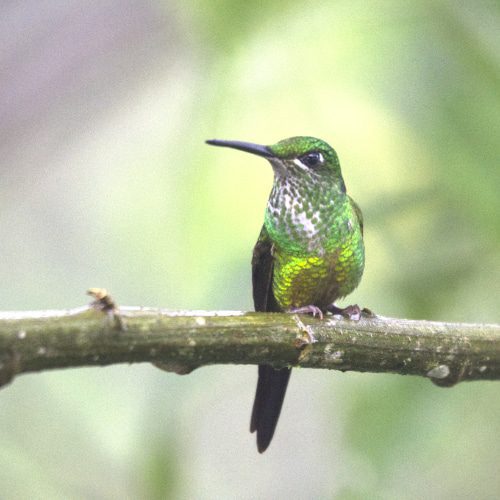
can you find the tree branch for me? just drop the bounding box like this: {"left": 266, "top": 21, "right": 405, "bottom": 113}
{"left": 0, "top": 302, "right": 499, "bottom": 389}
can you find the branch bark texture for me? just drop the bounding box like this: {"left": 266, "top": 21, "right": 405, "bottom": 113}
{"left": 0, "top": 306, "right": 499, "bottom": 388}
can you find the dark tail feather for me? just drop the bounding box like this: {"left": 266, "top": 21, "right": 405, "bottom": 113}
{"left": 250, "top": 364, "right": 291, "bottom": 453}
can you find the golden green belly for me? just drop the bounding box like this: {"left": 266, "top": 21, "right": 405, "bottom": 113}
{"left": 272, "top": 242, "right": 364, "bottom": 310}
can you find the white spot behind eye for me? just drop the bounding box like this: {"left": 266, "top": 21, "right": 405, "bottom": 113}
{"left": 293, "top": 152, "right": 324, "bottom": 170}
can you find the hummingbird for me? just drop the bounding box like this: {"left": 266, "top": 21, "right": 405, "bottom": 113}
{"left": 206, "top": 136, "right": 365, "bottom": 453}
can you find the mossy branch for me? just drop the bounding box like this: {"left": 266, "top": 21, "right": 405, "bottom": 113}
{"left": 0, "top": 298, "right": 499, "bottom": 389}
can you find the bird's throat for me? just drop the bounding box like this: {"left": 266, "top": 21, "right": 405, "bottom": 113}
{"left": 264, "top": 177, "right": 346, "bottom": 255}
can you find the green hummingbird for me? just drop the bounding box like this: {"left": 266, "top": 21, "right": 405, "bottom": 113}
{"left": 206, "top": 136, "right": 365, "bottom": 452}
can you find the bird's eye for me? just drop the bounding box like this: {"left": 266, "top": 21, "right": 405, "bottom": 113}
{"left": 299, "top": 152, "right": 323, "bottom": 168}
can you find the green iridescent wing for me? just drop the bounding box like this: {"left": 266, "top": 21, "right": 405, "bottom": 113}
{"left": 250, "top": 225, "right": 291, "bottom": 453}
{"left": 349, "top": 196, "right": 364, "bottom": 235}
{"left": 251, "top": 225, "right": 279, "bottom": 313}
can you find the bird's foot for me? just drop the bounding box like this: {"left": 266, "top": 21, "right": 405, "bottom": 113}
{"left": 290, "top": 305, "right": 324, "bottom": 320}
{"left": 326, "top": 303, "right": 362, "bottom": 321}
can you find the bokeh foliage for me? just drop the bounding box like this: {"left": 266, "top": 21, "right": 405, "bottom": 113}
{"left": 0, "top": 0, "right": 498, "bottom": 498}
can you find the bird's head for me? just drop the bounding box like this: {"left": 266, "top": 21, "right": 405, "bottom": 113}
{"left": 206, "top": 136, "right": 345, "bottom": 192}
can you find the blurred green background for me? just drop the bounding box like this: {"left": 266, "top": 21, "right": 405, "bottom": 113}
{"left": 1, "top": 0, "right": 499, "bottom": 498}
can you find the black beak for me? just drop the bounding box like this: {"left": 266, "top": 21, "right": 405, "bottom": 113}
{"left": 206, "top": 139, "right": 274, "bottom": 158}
